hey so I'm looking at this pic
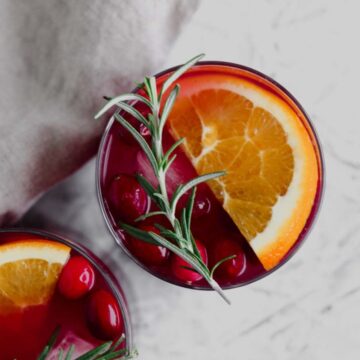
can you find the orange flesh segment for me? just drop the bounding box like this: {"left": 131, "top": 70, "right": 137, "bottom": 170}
{"left": 167, "top": 75, "right": 318, "bottom": 270}
{"left": 0, "top": 240, "right": 70, "bottom": 311}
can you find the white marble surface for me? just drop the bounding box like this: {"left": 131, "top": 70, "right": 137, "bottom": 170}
{"left": 22, "top": 1, "right": 360, "bottom": 359}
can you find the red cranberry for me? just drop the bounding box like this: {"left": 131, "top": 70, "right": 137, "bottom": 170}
{"left": 107, "top": 174, "right": 149, "bottom": 223}
{"left": 130, "top": 225, "right": 169, "bottom": 266}
{"left": 118, "top": 108, "right": 151, "bottom": 145}
{"left": 212, "top": 238, "right": 246, "bottom": 280}
{"left": 86, "top": 289, "right": 123, "bottom": 341}
{"left": 177, "top": 188, "right": 211, "bottom": 219}
{"left": 192, "top": 193, "right": 211, "bottom": 218}
{"left": 171, "top": 240, "right": 208, "bottom": 282}
{"left": 139, "top": 122, "right": 151, "bottom": 137}
{"left": 58, "top": 256, "right": 95, "bottom": 299}
{"left": 120, "top": 121, "right": 150, "bottom": 144}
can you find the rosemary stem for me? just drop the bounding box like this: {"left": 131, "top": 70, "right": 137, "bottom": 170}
{"left": 159, "top": 172, "right": 175, "bottom": 227}
{"left": 101, "top": 54, "right": 233, "bottom": 304}
{"left": 155, "top": 135, "right": 163, "bottom": 163}
{"left": 209, "top": 279, "right": 231, "bottom": 305}
{"left": 157, "top": 168, "right": 184, "bottom": 246}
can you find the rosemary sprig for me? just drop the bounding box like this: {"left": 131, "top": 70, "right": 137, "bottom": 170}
{"left": 37, "top": 327, "right": 137, "bottom": 360}
{"left": 96, "top": 54, "right": 232, "bottom": 304}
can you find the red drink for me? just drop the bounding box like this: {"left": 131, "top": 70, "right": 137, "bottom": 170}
{"left": 0, "top": 229, "right": 132, "bottom": 359}
{"left": 97, "top": 62, "right": 323, "bottom": 290}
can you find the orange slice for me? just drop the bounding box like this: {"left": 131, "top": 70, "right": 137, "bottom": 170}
{"left": 167, "top": 74, "right": 319, "bottom": 270}
{"left": 0, "top": 239, "right": 70, "bottom": 311}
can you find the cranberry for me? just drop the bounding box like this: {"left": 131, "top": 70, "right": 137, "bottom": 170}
{"left": 120, "top": 121, "right": 151, "bottom": 144}
{"left": 192, "top": 193, "right": 211, "bottom": 218}
{"left": 118, "top": 108, "right": 151, "bottom": 145}
{"left": 212, "top": 238, "right": 246, "bottom": 280}
{"left": 107, "top": 174, "right": 149, "bottom": 223}
{"left": 86, "top": 289, "right": 123, "bottom": 341}
{"left": 177, "top": 188, "right": 211, "bottom": 219}
{"left": 139, "top": 122, "right": 151, "bottom": 137}
{"left": 171, "top": 240, "right": 208, "bottom": 282}
{"left": 58, "top": 256, "right": 95, "bottom": 299}
{"left": 130, "top": 225, "right": 169, "bottom": 266}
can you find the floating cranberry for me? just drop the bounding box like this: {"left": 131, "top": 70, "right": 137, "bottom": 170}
{"left": 139, "top": 122, "right": 151, "bottom": 137}
{"left": 86, "top": 289, "right": 123, "bottom": 341}
{"left": 118, "top": 109, "right": 151, "bottom": 145}
{"left": 192, "top": 193, "right": 211, "bottom": 219}
{"left": 177, "top": 188, "right": 212, "bottom": 219}
{"left": 58, "top": 256, "right": 95, "bottom": 299}
{"left": 130, "top": 225, "right": 169, "bottom": 266}
{"left": 212, "top": 238, "right": 246, "bottom": 280}
{"left": 171, "top": 240, "right": 208, "bottom": 282}
{"left": 107, "top": 174, "right": 149, "bottom": 223}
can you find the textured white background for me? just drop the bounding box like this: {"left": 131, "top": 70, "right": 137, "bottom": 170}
{"left": 22, "top": 1, "right": 360, "bottom": 359}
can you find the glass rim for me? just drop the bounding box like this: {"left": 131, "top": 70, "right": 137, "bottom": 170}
{"left": 96, "top": 60, "right": 325, "bottom": 291}
{"left": 0, "top": 227, "right": 134, "bottom": 350}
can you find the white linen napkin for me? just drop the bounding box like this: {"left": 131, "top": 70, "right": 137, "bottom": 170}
{"left": 0, "top": 0, "right": 199, "bottom": 225}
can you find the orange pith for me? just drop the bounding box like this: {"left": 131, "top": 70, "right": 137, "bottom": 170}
{"left": 167, "top": 72, "right": 319, "bottom": 270}
{"left": 0, "top": 239, "right": 70, "bottom": 312}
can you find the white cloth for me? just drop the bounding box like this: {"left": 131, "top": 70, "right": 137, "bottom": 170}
{"left": 0, "top": 0, "right": 199, "bottom": 225}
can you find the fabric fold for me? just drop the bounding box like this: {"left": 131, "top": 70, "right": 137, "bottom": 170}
{"left": 0, "top": 0, "right": 199, "bottom": 224}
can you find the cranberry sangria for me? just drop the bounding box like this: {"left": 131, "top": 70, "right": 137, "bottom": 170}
{"left": 96, "top": 55, "right": 323, "bottom": 301}
{"left": 0, "top": 229, "right": 133, "bottom": 359}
